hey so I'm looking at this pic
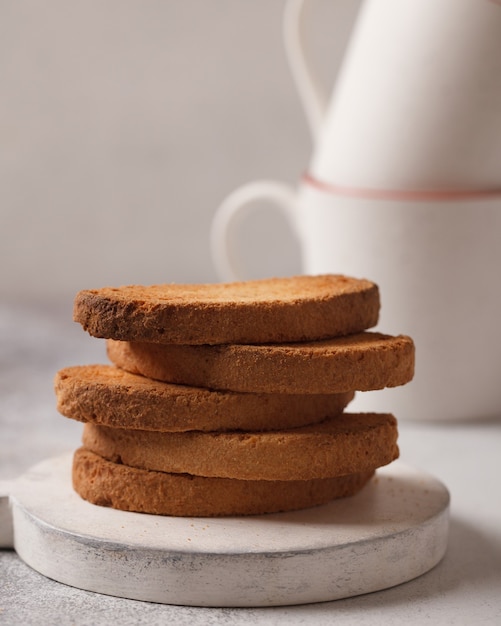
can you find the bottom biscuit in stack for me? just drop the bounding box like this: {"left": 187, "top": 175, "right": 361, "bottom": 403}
{"left": 73, "top": 448, "right": 375, "bottom": 517}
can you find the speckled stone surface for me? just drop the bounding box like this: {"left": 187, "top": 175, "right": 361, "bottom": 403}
{"left": 1, "top": 301, "right": 501, "bottom": 625}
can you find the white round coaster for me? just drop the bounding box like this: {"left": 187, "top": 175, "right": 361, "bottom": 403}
{"left": 4, "top": 453, "right": 449, "bottom": 607}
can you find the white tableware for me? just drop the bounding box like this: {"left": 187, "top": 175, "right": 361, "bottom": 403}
{"left": 287, "top": 0, "right": 501, "bottom": 190}
{"left": 211, "top": 0, "right": 501, "bottom": 422}
{"left": 212, "top": 183, "right": 501, "bottom": 422}
{"left": 0, "top": 453, "right": 449, "bottom": 607}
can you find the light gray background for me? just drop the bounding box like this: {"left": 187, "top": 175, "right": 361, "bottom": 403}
{"left": 1, "top": 0, "right": 362, "bottom": 303}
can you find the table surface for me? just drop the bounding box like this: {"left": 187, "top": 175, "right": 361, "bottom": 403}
{"left": 1, "top": 301, "right": 500, "bottom": 626}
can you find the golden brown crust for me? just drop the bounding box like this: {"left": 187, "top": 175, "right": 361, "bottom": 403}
{"left": 55, "top": 365, "right": 354, "bottom": 432}
{"left": 107, "top": 332, "right": 415, "bottom": 394}
{"left": 73, "top": 275, "right": 379, "bottom": 345}
{"left": 82, "top": 413, "right": 398, "bottom": 481}
{"left": 72, "top": 448, "right": 375, "bottom": 517}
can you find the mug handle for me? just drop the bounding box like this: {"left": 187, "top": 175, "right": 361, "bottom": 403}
{"left": 210, "top": 180, "right": 298, "bottom": 282}
{"left": 283, "top": 0, "right": 329, "bottom": 143}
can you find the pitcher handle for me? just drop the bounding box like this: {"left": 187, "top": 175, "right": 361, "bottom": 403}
{"left": 210, "top": 180, "right": 298, "bottom": 282}
{"left": 284, "top": 0, "right": 330, "bottom": 143}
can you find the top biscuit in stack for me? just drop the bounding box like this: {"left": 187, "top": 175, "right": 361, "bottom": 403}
{"left": 58, "top": 274, "right": 415, "bottom": 517}
{"left": 73, "top": 274, "right": 380, "bottom": 345}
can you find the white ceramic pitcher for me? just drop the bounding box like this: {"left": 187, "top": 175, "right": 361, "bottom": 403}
{"left": 210, "top": 0, "right": 501, "bottom": 422}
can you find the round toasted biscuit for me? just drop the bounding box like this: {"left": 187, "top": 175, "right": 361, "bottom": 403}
{"left": 82, "top": 413, "right": 399, "bottom": 481}
{"left": 73, "top": 275, "right": 379, "bottom": 345}
{"left": 72, "top": 448, "right": 375, "bottom": 517}
{"left": 107, "top": 332, "right": 414, "bottom": 394}
{"left": 55, "top": 365, "right": 354, "bottom": 432}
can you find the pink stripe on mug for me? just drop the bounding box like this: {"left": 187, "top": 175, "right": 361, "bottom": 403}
{"left": 302, "top": 173, "right": 501, "bottom": 202}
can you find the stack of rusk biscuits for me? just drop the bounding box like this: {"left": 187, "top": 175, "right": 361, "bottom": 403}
{"left": 55, "top": 274, "right": 415, "bottom": 517}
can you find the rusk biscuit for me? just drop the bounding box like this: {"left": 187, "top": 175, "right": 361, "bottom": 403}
{"left": 73, "top": 275, "right": 379, "bottom": 345}
{"left": 55, "top": 365, "right": 354, "bottom": 432}
{"left": 72, "top": 448, "right": 375, "bottom": 516}
{"left": 82, "top": 413, "right": 398, "bottom": 481}
{"left": 107, "top": 332, "right": 415, "bottom": 394}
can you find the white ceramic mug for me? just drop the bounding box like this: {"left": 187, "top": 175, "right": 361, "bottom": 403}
{"left": 287, "top": 0, "right": 501, "bottom": 191}
{"left": 211, "top": 184, "right": 501, "bottom": 422}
